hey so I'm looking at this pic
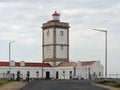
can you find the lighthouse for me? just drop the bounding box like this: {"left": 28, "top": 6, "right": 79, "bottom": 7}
{"left": 42, "top": 11, "right": 70, "bottom": 66}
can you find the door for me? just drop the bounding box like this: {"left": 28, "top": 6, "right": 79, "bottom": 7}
{"left": 56, "top": 71, "right": 59, "bottom": 79}
{"left": 46, "top": 71, "right": 50, "bottom": 79}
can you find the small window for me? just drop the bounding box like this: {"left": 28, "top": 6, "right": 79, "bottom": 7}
{"left": 36, "top": 71, "right": 39, "bottom": 74}
{"left": 60, "top": 45, "right": 63, "bottom": 50}
{"left": 36, "top": 71, "right": 39, "bottom": 78}
{"left": 60, "top": 31, "right": 63, "bottom": 36}
{"left": 69, "top": 71, "right": 72, "bottom": 79}
{"left": 27, "top": 71, "right": 30, "bottom": 76}
{"left": 7, "top": 71, "right": 10, "bottom": 74}
{"left": 70, "top": 71, "right": 72, "bottom": 74}
{"left": 47, "top": 30, "right": 50, "bottom": 36}
{"left": 63, "top": 71, "right": 65, "bottom": 79}
{"left": 99, "top": 72, "right": 101, "bottom": 76}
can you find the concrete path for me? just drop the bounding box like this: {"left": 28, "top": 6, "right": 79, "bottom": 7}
{"left": 0, "top": 81, "right": 27, "bottom": 90}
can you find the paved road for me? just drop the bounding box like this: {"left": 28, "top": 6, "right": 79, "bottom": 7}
{"left": 20, "top": 80, "right": 109, "bottom": 90}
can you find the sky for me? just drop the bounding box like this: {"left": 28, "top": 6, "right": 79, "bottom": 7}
{"left": 0, "top": 0, "right": 120, "bottom": 75}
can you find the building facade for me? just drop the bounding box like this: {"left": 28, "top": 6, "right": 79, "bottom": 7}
{"left": 42, "top": 11, "right": 70, "bottom": 66}
{"left": 0, "top": 11, "right": 104, "bottom": 80}
{"left": 0, "top": 61, "right": 103, "bottom": 80}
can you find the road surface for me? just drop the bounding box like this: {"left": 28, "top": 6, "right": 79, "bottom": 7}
{"left": 20, "top": 80, "right": 109, "bottom": 90}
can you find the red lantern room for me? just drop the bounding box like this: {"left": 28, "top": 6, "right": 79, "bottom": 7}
{"left": 48, "top": 11, "right": 60, "bottom": 22}
{"left": 52, "top": 11, "right": 60, "bottom": 20}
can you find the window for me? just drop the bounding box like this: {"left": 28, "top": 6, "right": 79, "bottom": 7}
{"left": 27, "top": 71, "right": 30, "bottom": 77}
{"left": 26, "top": 71, "right": 30, "bottom": 81}
{"left": 47, "top": 30, "right": 50, "bottom": 36}
{"left": 17, "top": 71, "right": 21, "bottom": 80}
{"left": 36, "top": 71, "right": 39, "bottom": 78}
{"left": 7, "top": 71, "right": 10, "bottom": 74}
{"left": 60, "top": 45, "right": 63, "bottom": 50}
{"left": 63, "top": 71, "right": 65, "bottom": 79}
{"left": 36, "top": 71, "right": 39, "bottom": 74}
{"left": 60, "top": 31, "right": 63, "bottom": 36}
{"left": 99, "top": 72, "right": 101, "bottom": 76}
{"left": 69, "top": 71, "right": 72, "bottom": 79}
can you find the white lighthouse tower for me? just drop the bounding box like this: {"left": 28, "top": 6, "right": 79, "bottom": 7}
{"left": 42, "top": 11, "right": 70, "bottom": 66}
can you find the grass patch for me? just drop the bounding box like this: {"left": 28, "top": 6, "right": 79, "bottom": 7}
{"left": 0, "top": 79, "right": 11, "bottom": 85}
{"left": 97, "top": 80, "right": 120, "bottom": 88}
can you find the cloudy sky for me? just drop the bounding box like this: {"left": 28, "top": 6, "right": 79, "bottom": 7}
{"left": 0, "top": 0, "right": 120, "bottom": 75}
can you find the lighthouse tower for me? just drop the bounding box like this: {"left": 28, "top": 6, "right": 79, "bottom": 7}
{"left": 42, "top": 11, "right": 70, "bottom": 66}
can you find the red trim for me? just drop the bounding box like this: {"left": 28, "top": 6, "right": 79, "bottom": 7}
{"left": 52, "top": 11, "right": 60, "bottom": 16}
{"left": 25, "top": 63, "right": 51, "bottom": 67}
{"left": 0, "top": 61, "right": 51, "bottom": 67}
{"left": 58, "top": 62, "right": 77, "bottom": 67}
{"left": 0, "top": 62, "right": 9, "bottom": 66}
{"left": 15, "top": 62, "right": 20, "bottom": 66}
{"left": 81, "top": 61, "right": 95, "bottom": 66}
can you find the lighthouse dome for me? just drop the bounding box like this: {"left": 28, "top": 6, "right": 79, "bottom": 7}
{"left": 52, "top": 11, "right": 60, "bottom": 21}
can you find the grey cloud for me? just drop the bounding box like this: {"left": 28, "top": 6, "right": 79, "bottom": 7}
{"left": 0, "top": 0, "right": 120, "bottom": 74}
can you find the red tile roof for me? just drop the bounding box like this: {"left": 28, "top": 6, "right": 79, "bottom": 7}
{"left": 81, "top": 61, "right": 95, "bottom": 66}
{"left": 15, "top": 62, "right": 20, "bottom": 67}
{"left": 0, "top": 61, "right": 51, "bottom": 67}
{"left": 0, "top": 61, "right": 95, "bottom": 67}
{"left": 0, "top": 62, "right": 9, "bottom": 66}
{"left": 25, "top": 62, "right": 51, "bottom": 67}
{"left": 58, "top": 62, "right": 77, "bottom": 67}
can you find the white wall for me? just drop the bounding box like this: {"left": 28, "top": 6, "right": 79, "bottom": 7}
{"left": 44, "top": 46, "right": 53, "bottom": 58}
{"left": 56, "top": 28, "right": 68, "bottom": 44}
{"left": 43, "top": 28, "right": 68, "bottom": 59}
{"left": 76, "top": 67, "right": 88, "bottom": 79}
{"left": 0, "top": 67, "right": 42, "bottom": 79}
{"left": 0, "top": 66, "right": 74, "bottom": 79}
{"left": 90, "top": 61, "right": 103, "bottom": 78}
{"left": 43, "top": 28, "right": 53, "bottom": 45}
{"left": 56, "top": 46, "right": 67, "bottom": 58}
{"left": 0, "top": 61, "right": 103, "bottom": 80}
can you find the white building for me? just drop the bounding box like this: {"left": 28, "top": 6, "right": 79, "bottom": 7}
{"left": 0, "top": 60, "right": 103, "bottom": 79}
{"left": 0, "top": 11, "right": 103, "bottom": 80}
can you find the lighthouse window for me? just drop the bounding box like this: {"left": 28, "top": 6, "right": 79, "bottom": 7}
{"left": 47, "top": 30, "right": 50, "bottom": 36}
{"left": 60, "top": 31, "right": 63, "bottom": 36}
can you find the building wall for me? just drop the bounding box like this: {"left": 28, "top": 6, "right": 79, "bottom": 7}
{"left": 0, "top": 66, "right": 74, "bottom": 80}
{"left": 0, "top": 61, "right": 103, "bottom": 80}
{"left": 90, "top": 61, "right": 103, "bottom": 79}
{"left": 44, "top": 46, "right": 53, "bottom": 58}
{"left": 43, "top": 28, "right": 53, "bottom": 45}
{"left": 76, "top": 67, "right": 88, "bottom": 79}
{"left": 56, "top": 46, "right": 67, "bottom": 58}
{"left": 0, "top": 67, "right": 43, "bottom": 79}
{"left": 43, "top": 26, "right": 69, "bottom": 61}
{"left": 56, "top": 28, "right": 68, "bottom": 44}
{"left": 54, "top": 67, "right": 73, "bottom": 79}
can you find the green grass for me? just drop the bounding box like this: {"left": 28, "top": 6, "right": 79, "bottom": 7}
{"left": 0, "top": 79, "right": 11, "bottom": 85}
{"left": 108, "top": 82, "right": 120, "bottom": 88}
{"left": 97, "top": 80, "right": 120, "bottom": 88}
